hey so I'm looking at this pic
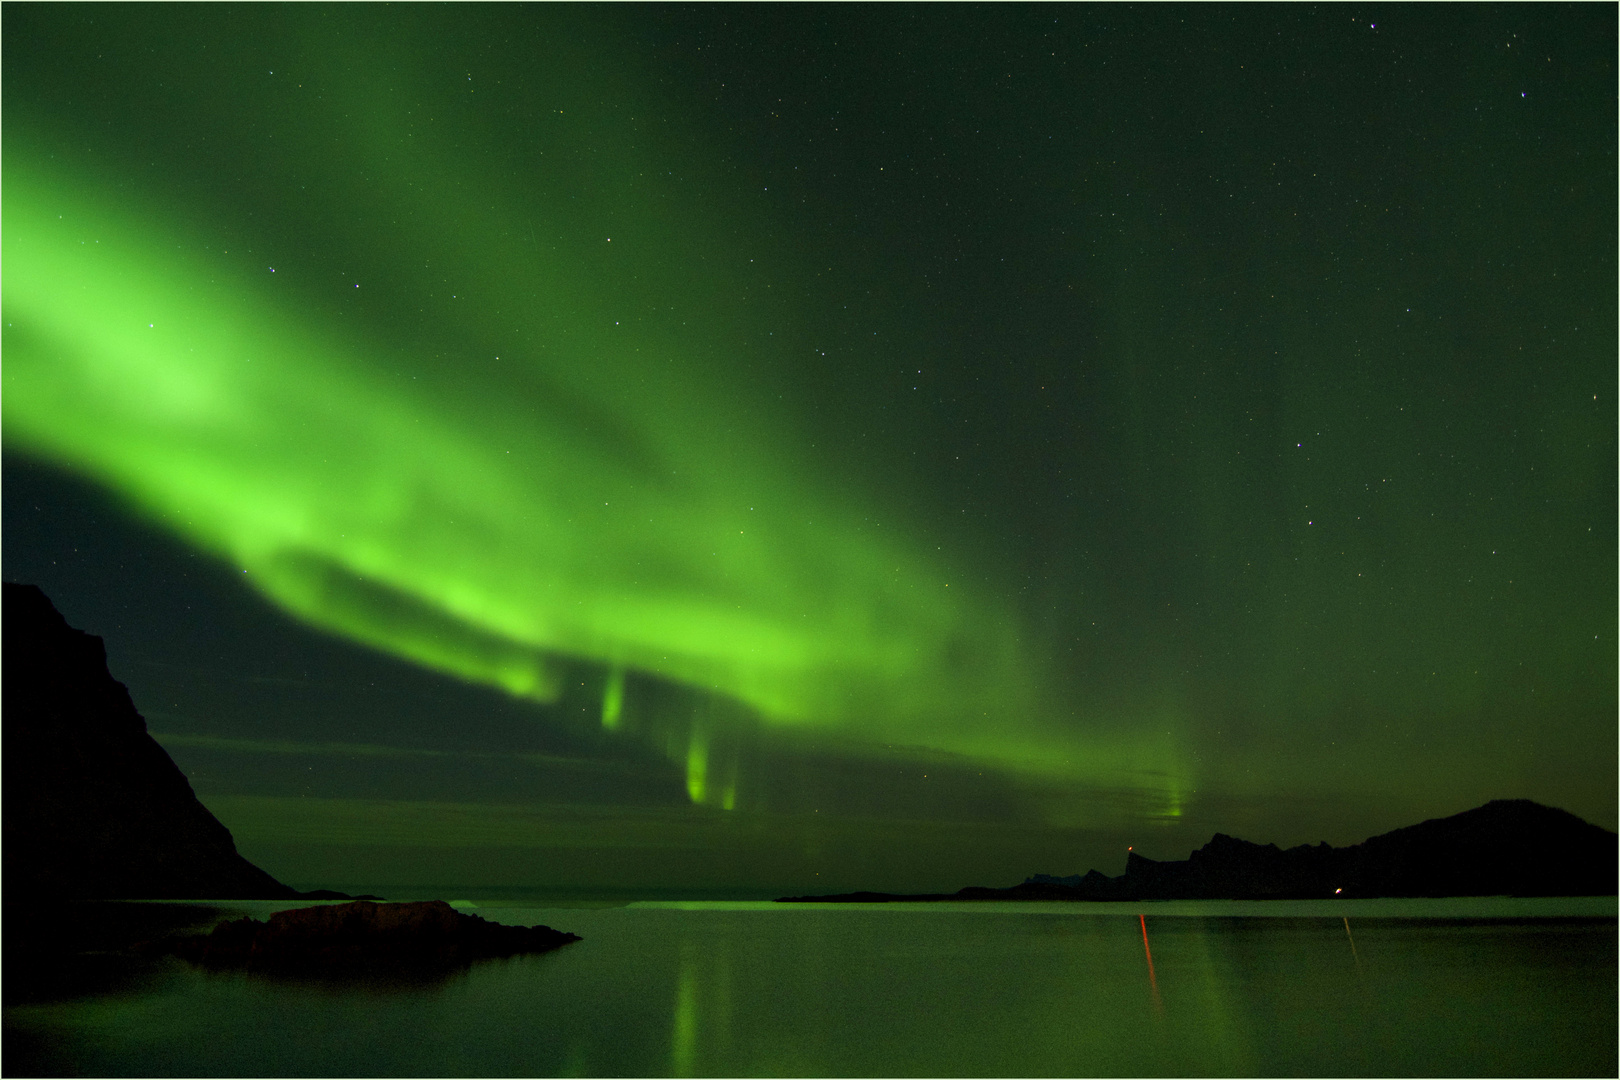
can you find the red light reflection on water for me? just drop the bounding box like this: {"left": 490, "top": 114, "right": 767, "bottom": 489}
{"left": 1139, "top": 914, "right": 1163, "bottom": 1014}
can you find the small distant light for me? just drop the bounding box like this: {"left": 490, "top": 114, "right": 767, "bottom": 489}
{"left": 1335, "top": 887, "right": 1343, "bottom": 894}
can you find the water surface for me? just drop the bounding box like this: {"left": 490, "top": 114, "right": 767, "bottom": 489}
{"left": 6, "top": 898, "right": 1614, "bottom": 1076}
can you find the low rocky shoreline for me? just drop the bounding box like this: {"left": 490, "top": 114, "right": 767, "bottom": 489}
{"left": 165, "top": 900, "right": 580, "bottom": 975}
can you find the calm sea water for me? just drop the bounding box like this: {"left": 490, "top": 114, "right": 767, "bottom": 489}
{"left": 6, "top": 897, "right": 1615, "bottom": 1077}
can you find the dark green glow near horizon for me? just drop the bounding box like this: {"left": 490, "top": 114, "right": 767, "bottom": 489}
{"left": 3, "top": 115, "right": 1187, "bottom": 813}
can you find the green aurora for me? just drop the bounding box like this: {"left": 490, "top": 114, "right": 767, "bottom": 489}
{"left": 2, "top": 12, "right": 1179, "bottom": 815}
{"left": 4, "top": 148, "right": 1097, "bottom": 799}
{"left": 3, "top": 6, "right": 1612, "bottom": 894}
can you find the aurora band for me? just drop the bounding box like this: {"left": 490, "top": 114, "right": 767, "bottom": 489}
{"left": 2, "top": 136, "right": 1188, "bottom": 815}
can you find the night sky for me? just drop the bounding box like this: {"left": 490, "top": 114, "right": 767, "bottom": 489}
{"left": 5, "top": 5, "right": 1614, "bottom": 899}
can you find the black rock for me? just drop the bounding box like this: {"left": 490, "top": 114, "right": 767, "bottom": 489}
{"left": 1025, "top": 873, "right": 1083, "bottom": 887}
{"left": 780, "top": 799, "right": 1618, "bottom": 903}
{"left": 1341, "top": 799, "right": 1618, "bottom": 899}
{"left": 1056, "top": 800, "right": 1617, "bottom": 901}
{"left": 1077, "top": 869, "right": 1117, "bottom": 893}
{"left": 2, "top": 582, "right": 298, "bottom": 899}
{"left": 167, "top": 900, "right": 580, "bottom": 974}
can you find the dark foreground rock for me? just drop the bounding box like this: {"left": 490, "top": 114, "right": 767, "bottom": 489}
{"left": 168, "top": 900, "right": 580, "bottom": 975}
{"left": 3, "top": 582, "right": 301, "bottom": 900}
{"left": 781, "top": 799, "right": 1618, "bottom": 903}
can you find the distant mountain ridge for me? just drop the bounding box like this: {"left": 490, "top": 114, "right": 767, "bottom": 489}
{"left": 3, "top": 582, "right": 306, "bottom": 899}
{"left": 781, "top": 800, "right": 1618, "bottom": 903}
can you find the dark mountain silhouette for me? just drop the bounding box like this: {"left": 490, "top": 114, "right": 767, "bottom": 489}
{"left": 780, "top": 800, "right": 1618, "bottom": 903}
{"left": 3, "top": 581, "right": 310, "bottom": 899}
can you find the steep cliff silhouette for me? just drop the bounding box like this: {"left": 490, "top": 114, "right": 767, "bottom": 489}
{"left": 781, "top": 799, "right": 1618, "bottom": 902}
{"left": 3, "top": 582, "right": 297, "bottom": 899}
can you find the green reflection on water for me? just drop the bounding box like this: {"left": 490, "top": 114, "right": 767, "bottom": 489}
{"left": 670, "top": 946, "right": 698, "bottom": 1077}
{"left": 5, "top": 903, "right": 1613, "bottom": 1077}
